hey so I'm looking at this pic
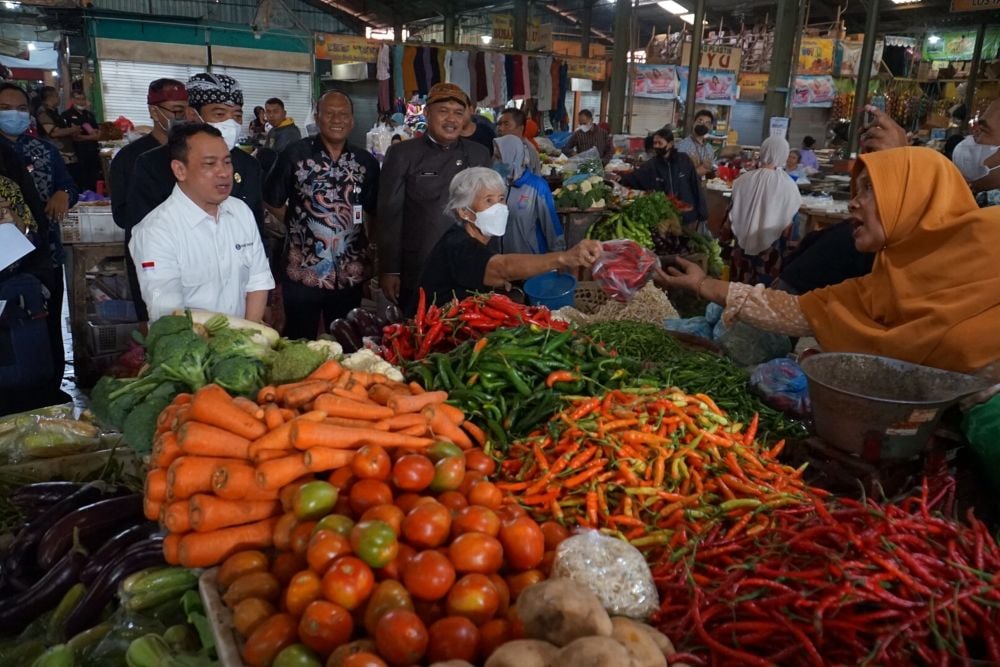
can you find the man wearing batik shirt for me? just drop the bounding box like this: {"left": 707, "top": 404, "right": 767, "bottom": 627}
{"left": 264, "top": 91, "right": 379, "bottom": 339}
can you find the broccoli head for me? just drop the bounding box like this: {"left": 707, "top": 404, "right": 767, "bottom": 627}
{"left": 267, "top": 341, "right": 327, "bottom": 384}
{"left": 209, "top": 356, "right": 266, "bottom": 397}
{"left": 143, "top": 313, "right": 193, "bottom": 351}
{"left": 122, "top": 393, "right": 175, "bottom": 453}
{"left": 148, "top": 331, "right": 210, "bottom": 390}
{"left": 207, "top": 328, "right": 270, "bottom": 361}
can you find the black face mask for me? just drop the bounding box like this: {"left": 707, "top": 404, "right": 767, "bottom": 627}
{"left": 694, "top": 125, "right": 710, "bottom": 137}
{"left": 654, "top": 147, "right": 670, "bottom": 158}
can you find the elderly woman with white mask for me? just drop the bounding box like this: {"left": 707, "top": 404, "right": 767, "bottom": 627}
{"left": 412, "top": 167, "right": 601, "bottom": 312}
{"left": 726, "top": 136, "right": 803, "bottom": 285}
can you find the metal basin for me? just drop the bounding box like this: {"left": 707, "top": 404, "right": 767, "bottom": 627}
{"left": 800, "top": 353, "right": 991, "bottom": 461}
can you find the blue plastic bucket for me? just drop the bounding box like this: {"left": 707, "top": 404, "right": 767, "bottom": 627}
{"left": 523, "top": 272, "right": 578, "bottom": 310}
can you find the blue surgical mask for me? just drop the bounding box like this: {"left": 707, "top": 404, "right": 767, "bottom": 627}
{"left": 0, "top": 110, "right": 31, "bottom": 136}
{"left": 493, "top": 162, "right": 511, "bottom": 181}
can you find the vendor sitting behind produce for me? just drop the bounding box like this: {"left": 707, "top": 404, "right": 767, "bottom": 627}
{"left": 130, "top": 124, "right": 274, "bottom": 322}
{"left": 658, "top": 147, "right": 1000, "bottom": 378}
{"left": 412, "top": 167, "right": 602, "bottom": 313}
{"left": 610, "top": 129, "right": 706, "bottom": 227}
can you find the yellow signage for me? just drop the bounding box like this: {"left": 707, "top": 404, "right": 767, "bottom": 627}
{"left": 799, "top": 37, "right": 835, "bottom": 75}
{"left": 315, "top": 34, "right": 380, "bottom": 64}
{"left": 681, "top": 43, "right": 742, "bottom": 72}
{"left": 950, "top": 0, "right": 1000, "bottom": 10}
{"left": 565, "top": 57, "right": 607, "bottom": 81}
{"left": 491, "top": 14, "right": 553, "bottom": 51}
{"left": 738, "top": 72, "right": 769, "bottom": 101}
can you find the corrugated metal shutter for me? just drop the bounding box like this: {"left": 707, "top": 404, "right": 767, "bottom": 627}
{"left": 730, "top": 101, "right": 765, "bottom": 147}
{"left": 789, "top": 108, "right": 829, "bottom": 150}
{"left": 100, "top": 60, "right": 203, "bottom": 127}
{"left": 214, "top": 66, "right": 314, "bottom": 138}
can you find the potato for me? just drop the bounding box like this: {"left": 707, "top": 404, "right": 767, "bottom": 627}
{"left": 555, "top": 636, "right": 631, "bottom": 667}
{"left": 515, "top": 579, "right": 613, "bottom": 647}
{"left": 633, "top": 622, "right": 676, "bottom": 658}
{"left": 610, "top": 617, "right": 667, "bottom": 667}
{"left": 484, "top": 639, "right": 559, "bottom": 667}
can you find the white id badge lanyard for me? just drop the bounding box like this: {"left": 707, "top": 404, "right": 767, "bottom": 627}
{"left": 351, "top": 182, "right": 363, "bottom": 225}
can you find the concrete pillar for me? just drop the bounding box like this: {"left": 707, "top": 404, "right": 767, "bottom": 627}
{"left": 683, "top": 0, "right": 705, "bottom": 133}
{"left": 607, "top": 0, "right": 631, "bottom": 133}
{"left": 581, "top": 0, "right": 594, "bottom": 58}
{"left": 964, "top": 23, "right": 987, "bottom": 128}
{"left": 393, "top": 14, "right": 403, "bottom": 43}
{"left": 513, "top": 0, "right": 528, "bottom": 51}
{"left": 762, "top": 0, "right": 798, "bottom": 135}
{"left": 847, "top": 0, "right": 879, "bottom": 154}
{"left": 443, "top": 7, "right": 456, "bottom": 45}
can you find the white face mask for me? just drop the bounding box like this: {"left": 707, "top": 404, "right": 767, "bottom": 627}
{"left": 470, "top": 203, "right": 509, "bottom": 237}
{"left": 953, "top": 135, "right": 1000, "bottom": 182}
{"left": 579, "top": 123, "right": 593, "bottom": 133}
{"left": 209, "top": 119, "right": 241, "bottom": 150}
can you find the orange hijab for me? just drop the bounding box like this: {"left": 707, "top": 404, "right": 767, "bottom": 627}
{"left": 798, "top": 147, "right": 1000, "bottom": 374}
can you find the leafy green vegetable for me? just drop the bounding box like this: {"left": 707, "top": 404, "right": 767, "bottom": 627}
{"left": 206, "top": 328, "right": 269, "bottom": 360}
{"left": 149, "top": 331, "right": 210, "bottom": 391}
{"left": 122, "top": 395, "right": 173, "bottom": 454}
{"left": 208, "top": 356, "right": 265, "bottom": 397}
{"left": 267, "top": 341, "right": 327, "bottom": 384}
{"left": 586, "top": 192, "right": 683, "bottom": 249}
{"left": 140, "top": 314, "right": 193, "bottom": 352}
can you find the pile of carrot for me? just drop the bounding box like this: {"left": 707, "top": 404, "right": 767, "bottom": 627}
{"left": 143, "top": 359, "right": 477, "bottom": 568}
{"left": 494, "top": 388, "right": 819, "bottom": 554}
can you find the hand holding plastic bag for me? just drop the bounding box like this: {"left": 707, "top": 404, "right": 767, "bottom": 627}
{"left": 591, "top": 240, "right": 659, "bottom": 302}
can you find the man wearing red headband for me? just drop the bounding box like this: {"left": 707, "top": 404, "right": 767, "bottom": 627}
{"left": 108, "top": 78, "right": 189, "bottom": 320}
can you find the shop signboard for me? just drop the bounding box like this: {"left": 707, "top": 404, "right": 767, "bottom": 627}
{"left": 631, "top": 63, "right": 678, "bottom": 99}
{"left": 798, "top": 37, "right": 835, "bottom": 75}
{"left": 566, "top": 57, "right": 607, "bottom": 81}
{"left": 950, "top": 0, "right": 1000, "bottom": 10}
{"left": 680, "top": 43, "right": 742, "bottom": 72}
{"left": 792, "top": 75, "right": 835, "bottom": 108}
{"left": 738, "top": 72, "right": 768, "bottom": 101}
{"left": 836, "top": 40, "right": 884, "bottom": 77}
{"left": 491, "top": 14, "right": 553, "bottom": 51}
{"left": 314, "top": 33, "right": 380, "bottom": 64}
{"left": 677, "top": 67, "right": 738, "bottom": 106}
{"left": 921, "top": 28, "right": 1000, "bottom": 61}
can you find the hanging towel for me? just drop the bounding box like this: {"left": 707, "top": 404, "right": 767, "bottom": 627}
{"left": 504, "top": 55, "right": 515, "bottom": 102}
{"left": 475, "top": 51, "right": 489, "bottom": 104}
{"left": 520, "top": 55, "right": 531, "bottom": 100}
{"left": 536, "top": 56, "right": 553, "bottom": 111}
{"left": 450, "top": 50, "right": 471, "bottom": 96}
{"left": 393, "top": 44, "right": 405, "bottom": 102}
{"left": 436, "top": 48, "right": 446, "bottom": 86}
{"left": 403, "top": 47, "right": 419, "bottom": 99}
{"left": 468, "top": 49, "right": 479, "bottom": 103}
{"left": 511, "top": 55, "right": 525, "bottom": 99}
{"left": 421, "top": 48, "right": 434, "bottom": 93}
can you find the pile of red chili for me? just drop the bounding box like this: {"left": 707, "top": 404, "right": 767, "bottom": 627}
{"left": 652, "top": 476, "right": 1000, "bottom": 666}
{"left": 381, "top": 291, "right": 568, "bottom": 363}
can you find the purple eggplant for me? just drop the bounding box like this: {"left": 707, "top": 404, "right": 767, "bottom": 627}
{"left": 0, "top": 544, "right": 87, "bottom": 633}
{"left": 383, "top": 303, "right": 404, "bottom": 324}
{"left": 36, "top": 494, "right": 144, "bottom": 570}
{"left": 329, "top": 318, "right": 362, "bottom": 352}
{"left": 347, "top": 308, "right": 382, "bottom": 338}
{"left": 80, "top": 521, "right": 159, "bottom": 584}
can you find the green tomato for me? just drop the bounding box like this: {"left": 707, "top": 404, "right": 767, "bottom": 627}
{"left": 273, "top": 643, "right": 321, "bottom": 667}
{"left": 429, "top": 455, "right": 466, "bottom": 493}
{"left": 293, "top": 481, "right": 338, "bottom": 520}
{"left": 350, "top": 520, "right": 399, "bottom": 569}
{"left": 427, "top": 440, "right": 464, "bottom": 462}
{"left": 313, "top": 513, "right": 355, "bottom": 537}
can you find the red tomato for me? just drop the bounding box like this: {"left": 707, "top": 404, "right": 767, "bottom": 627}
{"left": 448, "top": 532, "right": 503, "bottom": 575}
{"left": 271, "top": 552, "right": 307, "bottom": 587}
{"left": 321, "top": 556, "right": 375, "bottom": 611}
{"left": 499, "top": 517, "right": 545, "bottom": 570}
{"left": 488, "top": 574, "right": 511, "bottom": 616}
{"left": 391, "top": 454, "right": 435, "bottom": 492}
{"left": 290, "top": 521, "right": 318, "bottom": 556}
{"left": 464, "top": 448, "right": 496, "bottom": 476}
{"left": 348, "top": 479, "right": 394, "bottom": 516}
{"left": 452, "top": 506, "right": 501, "bottom": 538}
{"left": 393, "top": 493, "right": 423, "bottom": 515}
{"left": 376, "top": 542, "right": 416, "bottom": 581}
{"left": 437, "top": 490, "right": 468, "bottom": 512}
{"left": 506, "top": 569, "right": 545, "bottom": 600}
{"left": 402, "top": 550, "right": 456, "bottom": 601}
{"left": 374, "top": 609, "right": 428, "bottom": 666}
{"left": 429, "top": 456, "right": 466, "bottom": 493}
{"left": 445, "top": 574, "right": 500, "bottom": 625}
{"left": 467, "top": 481, "right": 503, "bottom": 510}
{"left": 411, "top": 598, "right": 446, "bottom": 627}
{"left": 360, "top": 504, "right": 405, "bottom": 535}
{"left": 327, "top": 467, "right": 355, "bottom": 492}
{"left": 426, "top": 616, "right": 480, "bottom": 663}
{"left": 306, "top": 530, "right": 351, "bottom": 575}
{"left": 401, "top": 502, "right": 452, "bottom": 549}
{"left": 478, "top": 618, "right": 512, "bottom": 659}
{"left": 540, "top": 550, "right": 556, "bottom": 576}
{"left": 298, "top": 600, "right": 353, "bottom": 655}
{"left": 340, "top": 653, "right": 387, "bottom": 667}
{"left": 457, "top": 470, "right": 487, "bottom": 496}
{"left": 540, "top": 521, "right": 570, "bottom": 551}
{"left": 273, "top": 512, "right": 299, "bottom": 551}
{"left": 496, "top": 504, "right": 528, "bottom": 527}
{"left": 284, "top": 569, "right": 322, "bottom": 616}
{"left": 351, "top": 444, "right": 391, "bottom": 481}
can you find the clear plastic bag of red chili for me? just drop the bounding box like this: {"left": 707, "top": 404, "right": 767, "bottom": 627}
{"left": 591, "top": 240, "right": 659, "bottom": 302}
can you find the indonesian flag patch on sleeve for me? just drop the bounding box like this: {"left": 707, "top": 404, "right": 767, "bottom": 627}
{"left": 141, "top": 261, "right": 155, "bottom": 271}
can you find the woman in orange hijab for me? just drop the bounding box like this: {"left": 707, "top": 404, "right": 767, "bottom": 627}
{"left": 660, "top": 147, "right": 1000, "bottom": 376}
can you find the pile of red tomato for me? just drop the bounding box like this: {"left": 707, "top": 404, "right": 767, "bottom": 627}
{"left": 220, "top": 441, "right": 565, "bottom": 667}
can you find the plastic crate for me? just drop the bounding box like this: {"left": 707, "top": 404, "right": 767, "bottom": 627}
{"left": 62, "top": 205, "right": 123, "bottom": 244}
{"left": 95, "top": 299, "right": 137, "bottom": 323}
{"left": 86, "top": 319, "right": 141, "bottom": 355}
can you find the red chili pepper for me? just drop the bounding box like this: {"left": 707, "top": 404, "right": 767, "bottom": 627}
{"left": 415, "top": 288, "right": 426, "bottom": 334}
{"left": 416, "top": 321, "right": 444, "bottom": 359}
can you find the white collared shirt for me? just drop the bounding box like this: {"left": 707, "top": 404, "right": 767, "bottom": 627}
{"left": 129, "top": 184, "right": 274, "bottom": 321}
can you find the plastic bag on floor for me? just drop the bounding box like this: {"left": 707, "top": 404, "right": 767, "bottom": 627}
{"left": 962, "top": 394, "right": 1000, "bottom": 492}
{"left": 664, "top": 316, "right": 713, "bottom": 340}
{"left": 717, "top": 320, "right": 792, "bottom": 367}
{"left": 751, "top": 358, "right": 811, "bottom": 415}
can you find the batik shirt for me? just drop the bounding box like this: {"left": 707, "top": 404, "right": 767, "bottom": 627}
{"left": 264, "top": 136, "right": 379, "bottom": 290}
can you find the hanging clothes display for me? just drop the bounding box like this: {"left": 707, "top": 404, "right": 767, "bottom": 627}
{"left": 511, "top": 55, "right": 526, "bottom": 99}
{"left": 475, "top": 51, "right": 489, "bottom": 104}
{"left": 393, "top": 44, "right": 405, "bottom": 102}
{"left": 504, "top": 55, "right": 515, "bottom": 102}
{"left": 435, "top": 48, "right": 446, "bottom": 87}
{"left": 483, "top": 52, "right": 496, "bottom": 107}
{"left": 420, "top": 47, "right": 434, "bottom": 94}
{"left": 403, "top": 46, "right": 419, "bottom": 99}
{"left": 521, "top": 55, "right": 532, "bottom": 100}
{"left": 536, "top": 56, "right": 553, "bottom": 111}
{"left": 377, "top": 45, "right": 391, "bottom": 113}
{"left": 448, "top": 50, "right": 471, "bottom": 95}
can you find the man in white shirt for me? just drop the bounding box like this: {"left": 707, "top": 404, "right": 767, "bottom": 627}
{"left": 129, "top": 123, "right": 274, "bottom": 322}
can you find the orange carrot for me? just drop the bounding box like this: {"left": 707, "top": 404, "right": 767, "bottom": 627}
{"left": 233, "top": 396, "right": 265, "bottom": 420}
{"left": 256, "top": 454, "right": 309, "bottom": 490}
{"left": 278, "top": 408, "right": 296, "bottom": 421}
{"left": 248, "top": 411, "right": 326, "bottom": 457}
{"left": 304, "top": 447, "right": 355, "bottom": 472}
{"left": 163, "top": 532, "right": 183, "bottom": 565}
{"left": 263, "top": 404, "right": 284, "bottom": 430}
{"left": 253, "top": 449, "right": 289, "bottom": 465}
{"left": 156, "top": 405, "right": 179, "bottom": 434}
{"left": 173, "top": 392, "right": 193, "bottom": 406}
{"left": 388, "top": 391, "right": 448, "bottom": 414}
{"left": 370, "top": 373, "right": 389, "bottom": 385}
{"left": 313, "top": 394, "right": 393, "bottom": 421}
{"left": 258, "top": 386, "right": 277, "bottom": 404}
{"left": 374, "top": 413, "right": 428, "bottom": 432}
{"left": 188, "top": 494, "right": 281, "bottom": 533}
{"left": 144, "top": 497, "right": 163, "bottom": 522}
{"left": 368, "top": 384, "right": 398, "bottom": 406}
{"left": 145, "top": 468, "right": 167, "bottom": 503}
{"left": 307, "top": 359, "right": 344, "bottom": 381}
{"left": 289, "top": 421, "right": 434, "bottom": 450}
{"left": 344, "top": 370, "right": 375, "bottom": 388}
{"left": 167, "top": 456, "right": 233, "bottom": 501}
{"left": 151, "top": 432, "right": 182, "bottom": 470}
{"left": 178, "top": 421, "right": 252, "bottom": 459}
{"left": 436, "top": 403, "right": 466, "bottom": 426}
{"left": 172, "top": 405, "right": 191, "bottom": 430}
{"left": 277, "top": 381, "right": 331, "bottom": 409}
{"left": 178, "top": 517, "right": 278, "bottom": 568}
{"left": 462, "top": 421, "right": 487, "bottom": 447}
{"left": 188, "top": 385, "right": 268, "bottom": 440}
{"left": 424, "top": 406, "right": 472, "bottom": 449}
{"left": 399, "top": 424, "right": 430, "bottom": 437}
{"left": 162, "top": 500, "right": 192, "bottom": 533}
{"left": 331, "top": 386, "right": 376, "bottom": 403}
{"left": 213, "top": 462, "right": 280, "bottom": 501}
{"left": 408, "top": 382, "right": 426, "bottom": 395}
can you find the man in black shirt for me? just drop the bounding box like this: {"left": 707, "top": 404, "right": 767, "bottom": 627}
{"left": 264, "top": 91, "right": 379, "bottom": 339}
{"left": 126, "top": 73, "right": 263, "bottom": 236}
{"left": 614, "top": 129, "right": 706, "bottom": 226}
{"left": 61, "top": 90, "right": 102, "bottom": 192}
{"left": 109, "top": 79, "right": 190, "bottom": 320}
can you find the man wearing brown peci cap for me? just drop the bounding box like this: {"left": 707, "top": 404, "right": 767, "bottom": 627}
{"left": 377, "top": 82, "right": 491, "bottom": 307}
